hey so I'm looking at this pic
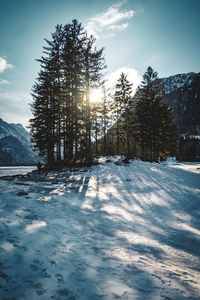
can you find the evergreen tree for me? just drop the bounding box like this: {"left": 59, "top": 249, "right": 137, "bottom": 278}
{"left": 100, "top": 86, "right": 110, "bottom": 154}
{"left": 30, "top": 60, "right": 57, "bottom": 163}
{"left": 135, "top": 66, "right": 177, "bottom": 161}
{"left": 43, "top": 25, "right": 63, "bottom": 162}
{"left": 62, "top": 20, "right": 86, "bottom": 160}
{"left": 83, "top": 36, "right": 105, "bottom": 160}
{"left": 30, "top": 20, "right": 105, "bottom": 165}
{"left": 91, "top": 102, "right": 102, "bottom": 155}
{"left": 113, "top": 73, "right": 133, "bottom": 156}
{"left": 178, "top": 136, "right": 200, "bottom": 161}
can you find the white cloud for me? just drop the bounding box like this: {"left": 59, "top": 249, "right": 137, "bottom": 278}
{"left": 0, "top": 57, "right": 13, "bottom": 73}
{"left": 0, "top": 90, "right": 32, "bottom": 128}
{"left": 105, "top": 67, "right": 142, "bottom": 96}
{"left": 0, "top": 79, "right": 9, "bottom": 86}
{"left": 85, "top": 2, "right": 134, "bottom": 38}
{"left": 108, "top": 22, "right": 129, "bottom": 31}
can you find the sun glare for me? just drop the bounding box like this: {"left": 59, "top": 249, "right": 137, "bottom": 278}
{"left": 90, "top": 88, "right": 103, "bottom": 104}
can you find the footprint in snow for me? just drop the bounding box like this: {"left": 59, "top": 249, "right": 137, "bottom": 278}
{"left": 34, "top": 282, "right": 46, "bottom": 295}
{"left": 55, "top": 273, "right": 64, "bottom": 285}
{"left": 30, "top": 259, "right": 51, "bottom": 279}
{"left": 23, "top": 212, "right": 38, "bottom": 220}
{"left": 51, "top": 288, "right": 76, "bottom": 300}
{"left": 17, "top": 191, "right": 29, "bottom": 196}
{"left": 50, "top": 260, "right": 56, "bottom": 266}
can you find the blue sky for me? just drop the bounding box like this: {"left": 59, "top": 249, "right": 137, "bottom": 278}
{"left": 0, "top": 0, "right": 199, "bottom": 127}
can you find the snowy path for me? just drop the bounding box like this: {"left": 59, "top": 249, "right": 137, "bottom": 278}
{"left": 0, "top": 159, "right": 200, "bottom": 299}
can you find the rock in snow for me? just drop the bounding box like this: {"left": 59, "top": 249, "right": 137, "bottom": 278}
{"left": 0, "top": 157, "right": 200, "bottom": 299}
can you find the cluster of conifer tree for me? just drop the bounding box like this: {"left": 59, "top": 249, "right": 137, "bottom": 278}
{"left": 30, "top": 20, "right": 105, "bottom": 165}
{"left": 178, "top": 136, "right": 200, "bottom": 161}
{"left": 100, "top": 67, "right": 177, "bottom": 161}
{"left": 30, "top": 20, "right": 177, "bottom": 165}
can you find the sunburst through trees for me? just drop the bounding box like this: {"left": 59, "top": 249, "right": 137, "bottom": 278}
{"left": 30, "top": 21, "right": 177, "bottom": 166}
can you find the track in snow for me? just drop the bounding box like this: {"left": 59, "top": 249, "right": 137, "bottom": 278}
{"left": 0, "top": 158, "right": 200, "bottom": 299}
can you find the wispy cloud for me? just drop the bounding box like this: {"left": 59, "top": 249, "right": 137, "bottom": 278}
{"left": 0, "top": 79, "right": 9, "bottom": 86}
{"left": 105, "top": 67, "right": 142, "bottom": 95}
{"left": 0, "top": 57, "right": 13, "bottom": 73}
{"left": 85, "top": 1, "right": 134, "bottom": 38}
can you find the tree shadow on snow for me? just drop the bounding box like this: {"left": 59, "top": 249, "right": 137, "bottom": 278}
{"left": 0, "top": 162, "right": 200, "bottom": 299}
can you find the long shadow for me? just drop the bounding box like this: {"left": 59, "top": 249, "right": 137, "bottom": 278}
{"left": 75, "top": 161, "right": 200, "bottom": 298}
{"left": 0, "top": 161, "right": 200, "bottom": 299}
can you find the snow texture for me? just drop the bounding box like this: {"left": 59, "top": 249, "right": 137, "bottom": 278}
{"left": 160, "top": 72, "right": 196, "bottom": 94}
{"left": 0, "top": 157, "right": 200, "bottom": 299}
{"left": 0, "top": 118, "right": 30, "bottom": 146}
{"left": 0, "top": 166, "right": 37, "bottom": 177}
{"left": 0, "top": 118, "right": 39, "bottom": 166}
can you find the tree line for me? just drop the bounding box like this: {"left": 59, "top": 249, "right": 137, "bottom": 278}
{"left": 30, "top": 20, "right": 177, "bottom": 165}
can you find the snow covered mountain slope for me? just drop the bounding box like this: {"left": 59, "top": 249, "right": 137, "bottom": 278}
{"left": 0, "top": 118, "right": 38, "bottom": 166}
{"left": 159, "top": 72, "right": 200, "bottom": 135}
{"left": 0, "top": 158, "right": 199, "bottom": 299}
{"left": 0, "top": 118, "right": 29, "bottom": 144}
{"left": 160, "top": 72, "right": 196, "bottom": 94}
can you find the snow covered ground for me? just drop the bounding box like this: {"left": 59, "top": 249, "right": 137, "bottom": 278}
{"left": 170, "top": 162, "right": 200, "bottom": 174}
{"left": 0, "top": 166, "right": 37, "bottom": 177}
{"left": 0, "top": 158, "right": 200, "bottom": 299}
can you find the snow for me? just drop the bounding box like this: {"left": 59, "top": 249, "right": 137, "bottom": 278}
{"left": 170, "top": 162, "right": 200, "bottom": 174}
{"left": 0, "top": 166, "right": 37, "bottom": 177}
{"left": 0, "top": 158, "right": 200, "bottom": 299}
{"left": 180, "top": 134, "right": 200, "bottom": 140}
{"left": 190, "top": 135, "right": 200, "bottom": 140}
{"left": 160, "top": 72, "right": 195, "bottom": 94}
{"left": 0, "top": 118, "right": 30, "bottom": 145}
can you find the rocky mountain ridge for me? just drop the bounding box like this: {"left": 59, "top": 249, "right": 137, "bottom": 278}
{"left": 160, "top": 72, "right": 196, "bottom": 94}
{"left": 0, "top": 118, "right": 38, "bottom": 166}
{"left": 159, "top": 72, "right": 200, "bottom": 135}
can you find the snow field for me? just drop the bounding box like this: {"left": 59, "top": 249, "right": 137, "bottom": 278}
{"left": 0, "top": 158, "right": 200, "bottom": 299}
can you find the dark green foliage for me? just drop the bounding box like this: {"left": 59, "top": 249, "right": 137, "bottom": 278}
{"left": 178, "top": 136, "right": 200, "bottom": 161}
{"left": 30, "top": 23, "right": 185, "bottom": 166}
{"left": 113, "top": 73, "right": 133, "bottom": 157}
{"left": 99, "top": 86, "right": 110, "bottom": 154}
{"left": 134, "top": 67, "right": 177, "bottom": 161}
{"left": 91, "top": 101, "right": 102, "bottom": 154}
{"left": 97, "top": 68, "right": 177, "bottom": 162}
{"left": 30, "top": 20, "right": 105, "bottom": 165}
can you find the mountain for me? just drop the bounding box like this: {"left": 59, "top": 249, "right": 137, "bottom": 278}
{"left": 160, "top": 72, "right": 196, "bottom": 94}
{"left": 159, "top": 72, "right": 200, "bottom": 135}
{"left": 0, "top": 118, "right": 39, "bottom": 166}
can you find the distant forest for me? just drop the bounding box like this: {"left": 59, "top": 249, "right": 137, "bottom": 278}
{"left": 30, "top": 19, "right": 181, "bottom": 166}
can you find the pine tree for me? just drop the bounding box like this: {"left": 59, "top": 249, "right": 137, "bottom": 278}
{"left": 30, "top": 20, "right": 105, "bottom": 165}
{"left": 63, "top": 20, "right": 86, "bottom": 160}
{"left": 30, "top": 58, "right": 56, "bottom": 163}
{"left": 30, "top": 25, "right": 64, "bottom": 165}
{"left": 43, "top": 25, "right": 63, "bottom": 162}
{"left": 91, "top": 102, "right": 102, "bottom": 155}
{"left": 113, "top": 73, "right": 133, "bottom": 156}
{"left": 135, "top": 66, "right": 177, "bottom": 161}
{"left": 100, "top": 86, "right": 110, "bottom": 154}
{"left": 83, "top": 35, "right": 105, "bottom": 160}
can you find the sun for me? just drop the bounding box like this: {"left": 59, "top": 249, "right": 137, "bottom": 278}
{"left": 90, "top": 87, "right": 103, "bottom": 104}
